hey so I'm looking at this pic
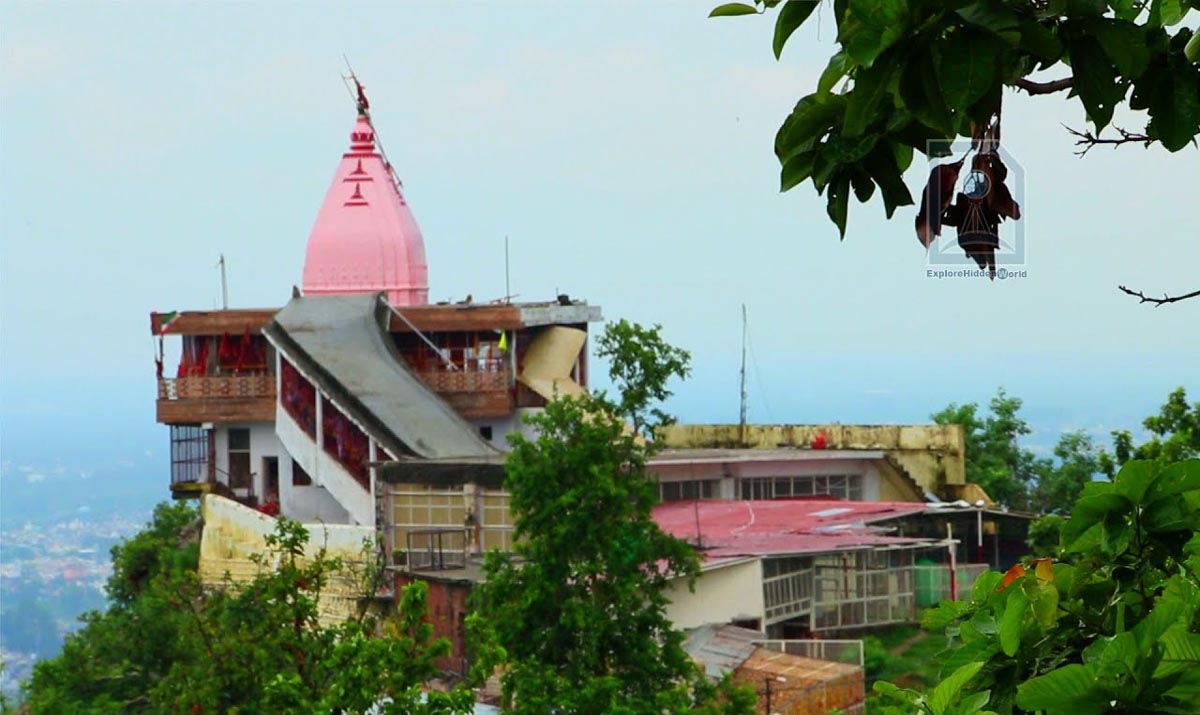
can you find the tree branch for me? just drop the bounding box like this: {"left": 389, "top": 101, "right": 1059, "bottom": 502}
{"left": 1015, "top": 77, "right": 1074, "bottom": 95}
{"left": 1118, "top": 285, "right": 1200, "bottom": 306}
{"left": 1064, "top": 124, "right": 1154, "bottom": 156}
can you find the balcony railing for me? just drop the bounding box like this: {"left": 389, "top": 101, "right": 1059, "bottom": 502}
{"left": 756, "top": 638, "right": 865, "bottom": 667}
{"left": 414, "top": 368, "right": 509, "bottom": 393}
{"left": 159, "top": 374, "right": 275, "bottom": 401}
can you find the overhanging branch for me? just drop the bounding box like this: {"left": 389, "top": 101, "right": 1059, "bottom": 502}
{"left": 1064, "top": 125, "right": 1154, "bottom": 156}
{"left": 1015, "top": 77, "right": 1074, "bottom": 95}
{"left": 1118, "top": 285, "right": 1200, "bottom": 306}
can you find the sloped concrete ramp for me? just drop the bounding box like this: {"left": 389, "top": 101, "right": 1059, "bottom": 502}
{"left": 264, "top": 293, "right": 499, "bottom": 461}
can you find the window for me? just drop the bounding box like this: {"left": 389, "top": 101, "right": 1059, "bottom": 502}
{"left": 228, "top": 428, "right": 251, "bottom": 489}
{"left": 739, "top": 474, "right": 864, "bottom": 501}
{"left": 479, "top": 425, "right": 494, "bottom": 441}
{"left": 659, "top": 480, "right": 718, "bottom": 502}
{"left": 170, "top": 425, "right": 212, "bottom": 484}
{"left": 293, "top": 460, "right": 312, "bottom": 486}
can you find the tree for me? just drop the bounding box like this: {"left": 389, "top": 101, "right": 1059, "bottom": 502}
{"left": 709, "top": 0, "right": 1199, "bottom": 298}
{"left": 1031, "top": 429, "right": 1102, "bottom": 515}
{"left": 1101, "top": 386, "right": 1200, "bottom": 477}
{"left": 932, "top": 387, "right": 1038, "bottom": 510}
{"left": 468, "top": 321, "right": 754, "bottom": 715}
{"left": 872, "top": 458, "right": 1200, "bottom": 715}
{"left": 22, "top": 506, "right": 473, "bottom": 714}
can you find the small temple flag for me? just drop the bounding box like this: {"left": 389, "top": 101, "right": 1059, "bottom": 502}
{"left": 498, "top": 330, "right": 509, "bottom": 353}
{"left": 158, "top": 311, "right": 181, "bottom": 334}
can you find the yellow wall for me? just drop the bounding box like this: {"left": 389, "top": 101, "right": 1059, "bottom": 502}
{"left": 199, "top": 495, "right": 375, "bottom": 625}
{"left": 658, "top": 424, "right": 966, "bottom": 495}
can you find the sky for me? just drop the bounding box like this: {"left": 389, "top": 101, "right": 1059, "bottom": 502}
{"left": 1, "top": 1, "right": 1197, "bottom": 511}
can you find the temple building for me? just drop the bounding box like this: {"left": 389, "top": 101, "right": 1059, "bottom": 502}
{"left": 149, "top": 92, "right": 1028, "bottom": 682}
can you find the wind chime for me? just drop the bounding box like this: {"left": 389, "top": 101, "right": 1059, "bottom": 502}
{"left": 916, "top": 110, "right": 1021, "bottom": 278}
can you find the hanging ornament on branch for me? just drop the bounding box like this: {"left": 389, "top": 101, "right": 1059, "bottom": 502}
{"left": 915, "top": 109, "right": 1022, "bottom": 279}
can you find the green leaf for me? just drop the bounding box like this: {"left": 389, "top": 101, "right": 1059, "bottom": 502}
{"left": 1000, "top": 588, "right": 1028, "bottom": 657}
{"left": 1142, "top": 497, "right": 1200, "bottom": 533}
{"left": 900, "top": 53, "right": 955, "bottom": 134}
{"left": 1145, "top": 64, "right": 1200, "bottom": 151}
{"left": 773, "top": 0, "right": 819, "bottom": 58}
{"left": 1133, "top": 597, "right": 1187, "bottom": 650}
{"left": 818, "top": 51, "right": 855, "bottom": 97}
{"left": 1109, "top": 0, "right": 1140, "bottom": 21}
{"left": 1062, "top": 492, "right": 1132, "bottom": 550}
{"left": 1187, "top": 30, "right": 1200, "bottom": 62}
{"left": 1149, "top": 0, "right": 1187, "bottom": 26}
{"left": 851, "top": 169, "right": 876, "bottom": 202}
{"left": 862, "top": 145, "right": 914, "bottom": 217}
{"left": 1017, "top": 664, "right": 1110, "bottom": 715}
{"left": 1114, "top": 459, "right": 1158, "bottom": 503}
{"left": 1086, "top": 18, "right": 1152, "bottom": 78}
{"left": 1157, "top": 627, "right": 1200, "bottom": 677}
{"left": 1019, "top": 20, "right": 1064, "bottom": 64}
{"left": 938, "top": 29, "right": 1002, "bottom": 111}
{"left": 709, "top": 3, "right": 760, "bottom": 17}
{"left": 956, "top": 1, "right": 1020, "bottom": 45}
{"left": 1029, "top": 580, "right": 1059, "bottom": 627}
{"left": 1067, "top": 0, "right": 1108, "bottom": 15}
{"left": 923, "top": 599, "right": 973, "bottom": 631}
{"left": 844, "top": 60, "right": 897, "bottom": 136}
{"left": 776, "top": 94, "right": 848, "bottom": 160}
{"left": 955, "top": 689, "right": 992, "bottom": 715}
{"left": 840, "top": 0, "right": 909, "bottom": 67}
{"left": 780, "top": 151, "right": 816, "bottom": 191}
{"left": 891, "top": 140, "right": 913, "bottom": 172}
{"left": 971, "top": 570, "right": 1003, "bottom": 602}
{"left": 1068, "top": 34, "right": 1126, "bottom": 131}
{"left": 825, "top": 132, "right": 880, "bottom": 163}
{"left": 930, "top": 661, "right": 985, "bottom": 715}
{"left": 1153, "top": 459, "right": 1200, "bottom": 498}
{"left": 827, "top": 173, "right": 851, "bottom": 238}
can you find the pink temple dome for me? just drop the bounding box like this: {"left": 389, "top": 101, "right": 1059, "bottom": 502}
{"left": 302, "top": 114, "right": 429, "bottom": 306}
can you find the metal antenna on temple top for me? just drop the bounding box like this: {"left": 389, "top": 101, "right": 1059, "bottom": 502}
{"left": 340, "top": 58, "right": 404, "bottom": 195}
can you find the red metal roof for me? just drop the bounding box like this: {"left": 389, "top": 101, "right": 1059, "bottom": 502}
{"left": 653, "top": 500, "right": 931, "bottom": 559}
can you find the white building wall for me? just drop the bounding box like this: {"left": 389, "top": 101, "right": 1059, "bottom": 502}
{"left": 278, "top": 455, "right": 352, "bottom": 524}
{"left": 211, "top": 422, "right": 280, "bottom": 502}
{"left": 276, "top": 406, "right": 373, "bottom": 526}
{"left": 665, "top": 558, "right": 765, "bottom": 630}
{"left": 471, "top": 407, "right": 544, "bottom": 450}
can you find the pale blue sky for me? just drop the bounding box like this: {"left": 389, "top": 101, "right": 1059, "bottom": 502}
{"left": 1, "top": 1, "right": 1197, "bottom": 493}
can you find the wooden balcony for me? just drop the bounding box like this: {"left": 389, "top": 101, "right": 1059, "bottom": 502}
{"left": 414, "top": 368, "right": 514, "bottom": 420}
{"left": 157, "top": 374, "right": 276, "bottom": 424}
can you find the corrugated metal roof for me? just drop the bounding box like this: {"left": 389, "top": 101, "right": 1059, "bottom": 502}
{"left": 654, "top": 500, "right": 931, "bottom": 558}
{"left": 683, "top": 624, "right": 762, "bottom": 679}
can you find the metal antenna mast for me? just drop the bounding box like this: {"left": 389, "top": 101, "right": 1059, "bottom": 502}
{"left": 218, "top": 254, "right": 229, "bottom": 309}
{"left": 738, "top": 304, "right": 748, "bottom": 443}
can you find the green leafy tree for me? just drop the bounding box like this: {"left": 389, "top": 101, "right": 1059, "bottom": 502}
{"left": 1101, "top": 386, "right": 1200, "bottom": 477}
{"left": 932, "top": 387, "right": 1038, "bottom": 510}
{"left": 1031, "top": 430, "right": 1102, "bottom": 515}
{"left": 23, "top": 507, "right": 472, "bottom": 714}
{"left": 871, "top": 458, "right": 1200, "bottom": 715}
{"left": 469, "top": 321, "right": 754, "bottom": 715}
{"left": 710, "top": 0, "right": 1199, "bottom": 298}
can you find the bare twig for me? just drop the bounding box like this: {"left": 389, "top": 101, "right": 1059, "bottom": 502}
{"left": 1015, "top": 77, "right": 1074, "bottom": 94}
{"left": 1118, "top": 285, "right": 1200, "bottom": 306}
{"left": 1064, "top": 124, "right": 1154, "bottom": 156}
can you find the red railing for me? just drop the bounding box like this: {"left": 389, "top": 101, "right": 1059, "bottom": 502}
{"left": 159, "top": 374, "right": 275, "bottom": 400}
{"left": 415, "top": 367, "right": 509, "bottom": 393}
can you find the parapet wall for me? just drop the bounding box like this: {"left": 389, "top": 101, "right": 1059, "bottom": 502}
{"left": 658, "top": 424, "right": 966, "bottom": 494}
{"left": 198, "top": 495, "right": 377, "bottom": 625}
